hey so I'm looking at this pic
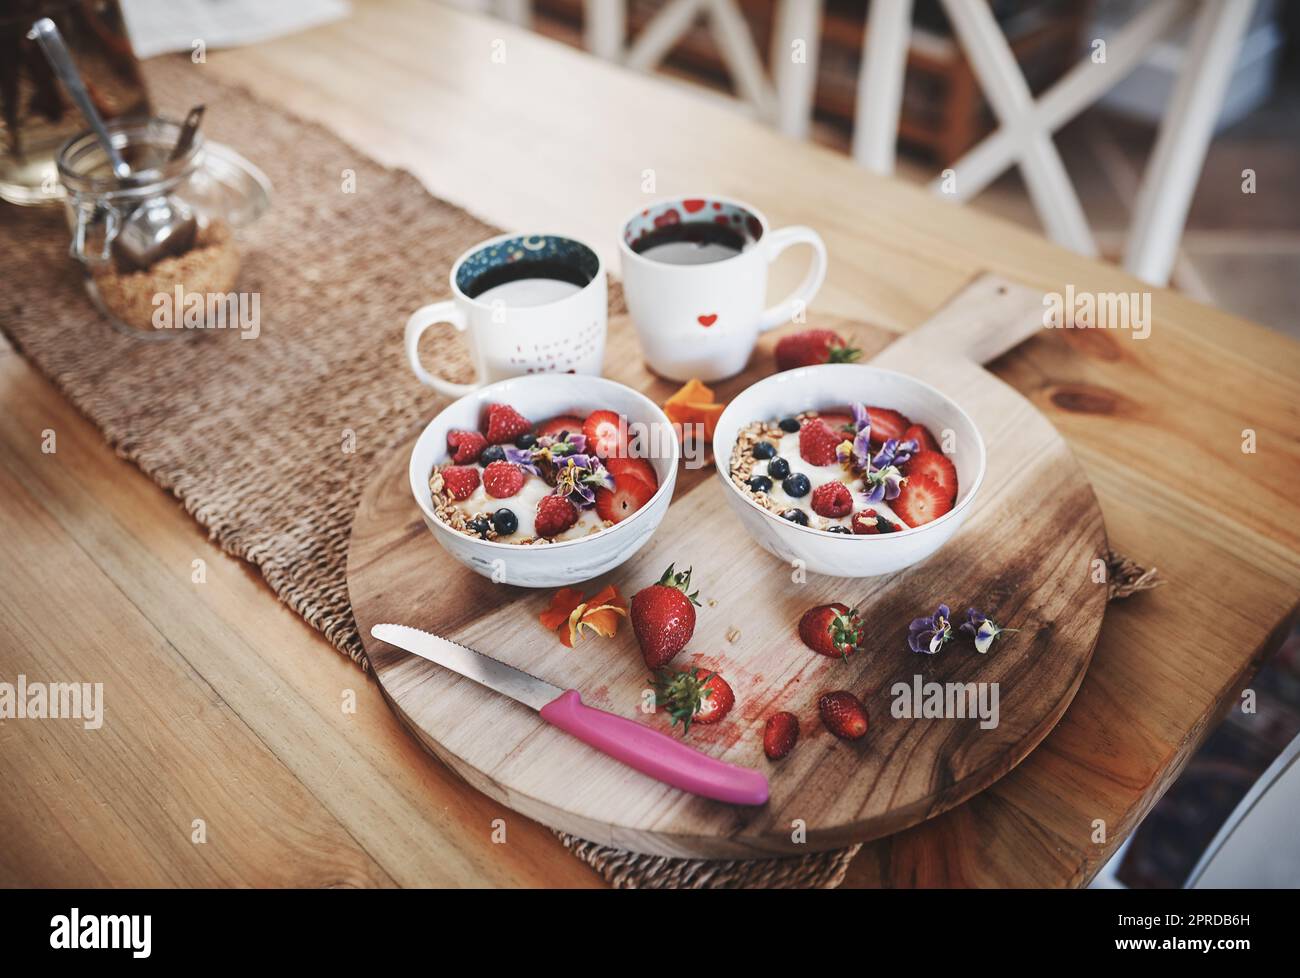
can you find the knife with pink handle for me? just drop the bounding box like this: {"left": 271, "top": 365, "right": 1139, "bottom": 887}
{"left": 371, "top": 623, "right": 769, "bottom": 806}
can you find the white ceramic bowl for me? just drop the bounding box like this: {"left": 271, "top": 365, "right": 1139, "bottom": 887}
{"left": 410, "top": 374, "right": 680, "bottom": 587}
{"left": 713, "top": 364, "right": 985, "bottom": 577}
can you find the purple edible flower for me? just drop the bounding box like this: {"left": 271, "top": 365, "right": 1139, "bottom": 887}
{"left": 851, "top": 402, "right": 870, "bottom": 435}
{"left": 553, "top": 454, "right": 615, "bottom": 508}
{"left": 872, "top": 437, "right": 917, "bottom": 470}
{"left": 959, "top": 608, "right": 1018, "bottom": 654}
{"left": 908, "top": 604, "right": 953, "bottom": 655}
{"left": 503, "top": 445, "right": 542, "bottom": 476}
{"left": 862, "top": 464, "right": 904, "bottom": 504}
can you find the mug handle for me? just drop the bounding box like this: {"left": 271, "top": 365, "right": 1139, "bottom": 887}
{"left": 757, "top": 226, "right": 828, "bottom": 332}
{"left": 404, "top": 301, "right": 482, "bottom": 397}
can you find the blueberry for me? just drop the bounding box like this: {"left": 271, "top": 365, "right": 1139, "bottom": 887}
{"left": 826, "top": 525, "right": 853, "bottom": 534}
{"left": 481, "top": 444, "right": 507, "bottom": 465}
{"left": 779, "top": 417, "right": 800, "bottom": 433}
{"left": 751, "top": 440, "right": 776, "bottom": 460}
{"left": 782, "top": 472, "right": 811, "bottom": 497}
{"left": 767, "top": 456, "right": 790, "bottom": 479}
{"left": 467, "top": 517, "right": 491, "bottom": 539}
{"left": 514, "top": 433, "right": 537, "bottom": 449}
{"left": 780, "top": 508, "right": 809, "bottom": 525}
{"left": 747, "top": 475, "right": 772, "bottom": 493}
{"left": 492, "top": 508, "right": 518, "bottom": 536}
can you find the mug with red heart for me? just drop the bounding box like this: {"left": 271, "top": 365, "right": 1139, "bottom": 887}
{"left": 619, "top": 196, "right": 827, "bottom": 381}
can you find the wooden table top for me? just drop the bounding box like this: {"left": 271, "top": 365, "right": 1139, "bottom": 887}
{"left": 2, "top": 0, "right": 1298, "bottom": 888}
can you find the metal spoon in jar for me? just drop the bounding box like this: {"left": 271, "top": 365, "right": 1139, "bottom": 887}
{"left": 110, "top": 106, "right": 204, "bottom": 271}
{"left": 28, "top": 18, "right": 199, "bottom": 270}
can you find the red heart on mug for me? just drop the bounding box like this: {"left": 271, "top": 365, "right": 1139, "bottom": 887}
{"left": 697, "top": 313, "right": 718, "bottom": 327}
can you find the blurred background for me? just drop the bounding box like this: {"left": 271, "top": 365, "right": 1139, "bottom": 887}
{"left": 4, "top": 0, "right": 1296, "bottom": 887}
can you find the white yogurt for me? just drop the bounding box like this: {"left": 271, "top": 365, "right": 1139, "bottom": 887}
{"left": 753, "top": 431, "right": 906, "bottom": 530}
{"left": 450, "top": 471, "right": 605, "bottom": 541}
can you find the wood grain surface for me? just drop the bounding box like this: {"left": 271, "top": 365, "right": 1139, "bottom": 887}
{"left": 3, "top": 0, "right": 1298, "bottom": 887}
{"left": 348, "top": 276, "right": 1109, "bottom": 857}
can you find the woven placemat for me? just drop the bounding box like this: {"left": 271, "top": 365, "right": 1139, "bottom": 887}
{"left": 0, "top": 56, "right": 862, "bottom": 889}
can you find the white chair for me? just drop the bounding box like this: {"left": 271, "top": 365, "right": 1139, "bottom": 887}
{"left": 853, "top": 0, "right": 1257, "bottom": 286}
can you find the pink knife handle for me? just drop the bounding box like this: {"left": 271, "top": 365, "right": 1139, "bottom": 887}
{"left": 539, "top": 690, "right": 769, "bottom": 806}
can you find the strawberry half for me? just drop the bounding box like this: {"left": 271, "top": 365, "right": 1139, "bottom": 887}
{"left": 799, "top": 418, "right": 841, "bottom": 466}
{"left": 652, "top": 665, "right": 734, "bottom": 733}
{"left": 582, "top": 409, "right": 627, "bottom": 459}
{"left": 815, "top": 411, "right": 856, "bottom": 435}
{"left": 819, "top": 690, "right": 869, "bottom": 741}
{"left": 865, "top": 407, "right": 910, "bottom": 447}
{"left": 485, "top": 403, "right": 532, "bottom": 444}
{"left": 798, "top": 602, "right": 866, "bottom": 659}
{"left": 811, "top": 481, "right": 853, "bottom": 518}
{"left": 892, "top": 472, "right": 953, "bottom": 527}
{"left": 593, "top": 475, "right": 656, "bottom": 523}
{"left": 604, "top": 455, "right": 658, "bottom": 490}
{"left": 763, "top": 712, "right": 800, "bottom": 760}
{"left": 902, "top": 451, "right": 958, "bottom": 501}
{"left": 631, "top": 564, "right": 700, "bottom": 669}
{"left": 537, "top": 415, "right": 585, "bottom": 439}
{"left": 446, "top": 429, "right": 487, "bottom": 464}
{"left": 774, "top": 329, "right": 861, "bottom": 371}
{"left": 902, "top": 423, "right": 940, "bottom": 453}
{"left": 534, "top": 494, "right": 578, "bottom": 537}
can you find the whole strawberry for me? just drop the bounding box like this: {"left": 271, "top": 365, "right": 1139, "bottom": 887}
{"left": 763, "top": 712, "right": 799, "bottom": 759}
{"left": 819, "top": 690, "right": 869, "bottom": 740}
{"left": 775, "top": 329, "right": 861, "bottom": 371}
{"left": 631, "top": 563, "right": 700, "bottom": 668}
{"left": 799, "top": 602, "right": 866, "bottom": 660}
{"left": 652, "top": 665, "right": 734, "bottom": 733}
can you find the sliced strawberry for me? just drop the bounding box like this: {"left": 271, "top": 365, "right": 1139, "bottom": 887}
{"left": 605, "top": 455, "right": 658, "bottom": 490}
{"left": 902, "top": 451, "right": 958, "bottom": 501}
{"left": 537, "top": 414, "right": 585, "bottom": 439}
{"left": 810, "top": 481, "right": 853, "bottom": 518}
{"left": 484, "top": 403, "right": 532, "bottom": 444}
{"left": 902, "top": 423, "right": 940, "bottom": 453}
{"left": 582, "top": 409, "right": 627, "bottom": 459}
{"left": 482, "top": 460, "right": 525, "bottom": 499}
{"left": 798, "top": 418, "right": 841, "bottom": 466}
{"left": 446, "top": 429, "right": 487, "bottom": 464}
{"left": 535, "top": 494, "right": 578, "bottom": 537}
{"left": 440, "top": 465, "right": 479, "bottom": 500}
{"left": 819, "top": 690, "right": 868, "bottom": 740}
{"left": 763, "top": 712, "right": 800, "bottom": 760}
{"left": 815, "top": 411, "right": 855, "bottom": 434}
{"left": 892, "top": 473, "right": 953, "bottom": 527}
{"left": 594, "top": 475, "right": 656, "bottom": 523}
{"left": 864, "top": 406, "right": 910, "bottom": 446}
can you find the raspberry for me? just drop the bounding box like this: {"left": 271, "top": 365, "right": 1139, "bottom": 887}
{"left": 482, "top": 460, "right": 524, "bottom": 499}
{"left": 535, "top": 494, "right": 578, "bottom": 538}
{"left": 798, "top": 418, "right": 840, "bottom": 466}
{"left": 810, "top": 481, "right": 853, "bottom": 518}
{"left": 446, "top": 429, "right": 487, "bottom": 464}
{"left": 440, "top": 465, "right": 480, "bottom": 500}
{"left": 484, "top": 403, "right": 531, "bottom": 444}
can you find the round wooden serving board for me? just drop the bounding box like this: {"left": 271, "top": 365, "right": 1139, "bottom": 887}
{"left": 348, "top": 275, "right": 1109, "bottom": 858}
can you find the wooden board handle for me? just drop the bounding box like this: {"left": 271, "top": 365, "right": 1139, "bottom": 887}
{"left": 874, "top": 273, "right": 1047, "bottom": 368}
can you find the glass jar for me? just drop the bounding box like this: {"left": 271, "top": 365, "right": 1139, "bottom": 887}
{"left": 57, "top": 116, "right": 270, "bottom": 338}
{"left": 1, "top": 0, "right": 149, "bottom": 206}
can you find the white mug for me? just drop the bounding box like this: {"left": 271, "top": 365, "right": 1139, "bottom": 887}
{"left": 405, "top": 232, "right": 607, "bottom": 397}
{"left": 619, "top": 196, "right": 827, "bottom": 382}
